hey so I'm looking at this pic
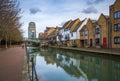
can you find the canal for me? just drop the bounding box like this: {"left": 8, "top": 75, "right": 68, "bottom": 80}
{"left": 28, "top": 47, "right": 120, "bottom": 81}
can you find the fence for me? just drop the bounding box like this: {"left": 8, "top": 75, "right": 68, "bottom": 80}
{"left": 25, "top": 45, "right": 39, "bottom": 81}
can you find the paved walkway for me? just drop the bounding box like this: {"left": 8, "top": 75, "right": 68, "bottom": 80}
{"left": 51, "top": 46, "right": 120, "bottom": 55}
{"left": 0, "top": 47, "right": 25, "bottom": 81}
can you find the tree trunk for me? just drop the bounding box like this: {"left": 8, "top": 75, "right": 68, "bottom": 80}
{"left": 9, "top": 35, "right": 11, "bottom": 47}
{"left": 10, "top": 39, "right": 11, "bottom": 47}
{"left": 5, "top": 35, "right": 8, "bottom": 48}
{"left": 0, "top": 40, "right": 1, "bottom": 48}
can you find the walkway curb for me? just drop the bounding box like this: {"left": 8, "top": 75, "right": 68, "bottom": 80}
{"left": 50, "top": 46, "right": 120, "bottom": 56}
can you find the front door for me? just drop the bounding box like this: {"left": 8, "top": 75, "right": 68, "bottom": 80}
{"left": 90, "top": 39, "right": 92, "bottom": 47}
{"left": 103, "top": 37, "right": 107, "bottom": 48}
{"left": 80, "top": 40, "right": 84, "bottom": 47}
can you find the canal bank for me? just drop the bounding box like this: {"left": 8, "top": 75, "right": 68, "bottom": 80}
{"left": 50, "top": 46, "right": 120, "bottom": 56}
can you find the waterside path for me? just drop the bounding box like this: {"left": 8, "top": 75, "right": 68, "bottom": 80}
{"left": 51, "top": 46, "right": 120, "bottom": 55}
{"left": 0, "top": 47, "right": 27, "bottom": 81}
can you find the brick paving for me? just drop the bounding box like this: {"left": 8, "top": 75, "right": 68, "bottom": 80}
{"left": 0, "top": 47, "right": 25, "bottom": 81}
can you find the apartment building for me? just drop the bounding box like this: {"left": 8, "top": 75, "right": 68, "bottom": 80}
{"left": 110, "top": 0, "right": 120, "bottom": 48}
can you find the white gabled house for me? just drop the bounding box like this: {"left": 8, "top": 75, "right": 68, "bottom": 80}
{"left": 56, "top": 18, "right": 88, "bottom": 47}
{"left": 65, "top": 18, "right": 80, "bottom": 46}
{"left": 76, "top": 18, "right": 89, "bottom": 39}
{"left": 69, "top": 18, "right": 89, "bottom": 47}
{"left": 56, "top": 20, "right": 72, "bottom": 45}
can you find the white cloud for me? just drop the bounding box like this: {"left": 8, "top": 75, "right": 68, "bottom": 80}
{"left": 82, "top": 6, "right": 98, "bottom": 14}
{"left": 18, "top": 0, "right": 115, "bottom": 37}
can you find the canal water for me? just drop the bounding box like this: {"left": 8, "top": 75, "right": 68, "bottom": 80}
{"left": 30, "top": 47, "right": 120, "bottom": 81}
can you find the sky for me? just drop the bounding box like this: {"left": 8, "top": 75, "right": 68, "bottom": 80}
{"left": 18, "top": 0, "right": 115, "bottom": 37}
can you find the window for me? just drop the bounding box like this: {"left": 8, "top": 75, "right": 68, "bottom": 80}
{"left": 95, "top": 38, "right": 100, "bottom": 45}
{"left": 95, "top": 26, "right": 100, "bottom": 34}
{"left": 85, "top": 39, "right": 88, "bottom": 45}
{"left": 71, "top": 33, "right": 73, "bottom": 37}
{"left": 84, "top": 28, "right": 88, "bottom": 36}
{"left": 80, "top": 31, "right": 84, "bottom": 36}
{"left": 114, "top": 24, "right": 120, "bottom": 31}
{"left": 65, "top": 34, "right": 70, "bottom": 40}
{"left": 114, "top": 11, "right": 120, "bottom": 19}
{"left": 114, "top": 37, "right": 120, "bottom": 44}
{"left": 65, "top": 29, "right": 69, "bottom": 31}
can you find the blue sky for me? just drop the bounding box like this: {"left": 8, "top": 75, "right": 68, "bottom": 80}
{"left": 18, "top": 0, "right": 115, "bottom": 37}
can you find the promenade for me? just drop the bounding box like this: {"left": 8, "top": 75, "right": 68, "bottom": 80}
{"left": 51, "top": 46, "right": 120, "bottom": 55}
{"left": 0, "top": 47, "right": 25, "bottom": 81}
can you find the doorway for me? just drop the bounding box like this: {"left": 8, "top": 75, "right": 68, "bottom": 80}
{"left": 103, "top": 37, "right": 107, "bottom": 48}
{"left": 90, "top": 39, "right": 92, "bottom": 47}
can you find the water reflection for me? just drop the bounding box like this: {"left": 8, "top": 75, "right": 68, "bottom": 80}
{"left": 35, "top": 48, "right": 120, "bottom": 81}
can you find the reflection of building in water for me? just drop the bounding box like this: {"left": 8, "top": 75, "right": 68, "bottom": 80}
{"left": 80, "top": 55, "right": 120, "bottom": 81}
{"left": 111, "top": 61, "right": 120, "bottom": 81}
{"left": 28, "top": 22, "right": 36, "bottom": 39}
{"left": 40, "top": 49, "right": 120, "bottom": 81}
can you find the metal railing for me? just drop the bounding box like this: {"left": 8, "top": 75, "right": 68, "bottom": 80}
{"left": 25, "top": 45, "right": 39, "bottom": 81}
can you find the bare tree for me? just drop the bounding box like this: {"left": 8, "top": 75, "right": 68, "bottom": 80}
{"left": 0, "top": 0, "right": 23, "bottom": 48}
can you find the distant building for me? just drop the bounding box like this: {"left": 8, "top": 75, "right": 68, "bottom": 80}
{"left": 28, "top": 22, "right": 36, "bottom": 39}
{"left": 39, "top": 32, "right": 44, "bottom": 41}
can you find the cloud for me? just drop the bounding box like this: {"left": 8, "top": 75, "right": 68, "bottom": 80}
{"left": 29, "top": 8, "right": 42, "bottom": 14}
{"left": 82, "top": 6, "right": 98, "bottom": 14}
{"left": 87, "top": 0, "right": 104, "bottom": 5}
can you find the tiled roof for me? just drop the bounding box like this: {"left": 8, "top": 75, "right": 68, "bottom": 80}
{"left": 65, "top": 20, "right": 75, "bottom": 29}
{"left": 63, "top": 20, "right": 72, "bottom": 29}
{"left": 72, "top": 20, "right": 84, "bottom": 32}
{"left": 66, "top": 18, "right": 80, "bottom": 30}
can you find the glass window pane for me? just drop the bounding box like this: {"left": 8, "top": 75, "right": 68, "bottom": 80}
{"left": 116, "top": 12, "right": 118, "bottom": 18}
{"left": 114, "top": 12, "right": 117, "bottom": 18}
{"left": 118, "top": 24, "right": 120, "bottom": 30}
{"left": 114, "top": 12, "right": 120, "bottom": 18}
{"left": 118, "top": 38, "right": 120, "bottom": 42}
{"left": 114, "top": 25, "right": 117, "bottom": 31}
{"left": 118, "top": 12, "right": 120, "bottom": 18}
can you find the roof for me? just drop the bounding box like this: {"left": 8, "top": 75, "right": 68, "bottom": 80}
{"left": 62, "top": 20, "right": 72, "bottom": 29}
{"left": 80, "top": 25, "right": 86, "bottom": 32}
{"left": 65, "top": 20, "right": 75, "bottom": 29}
{"left": 72, "top": 20, "right": 84, "bottom": 32}
{"left": 104, "top": 15, "right": 109, "bottom": 19}
{"left": 91, "top": 20, "right": 97, "bottom": 23}
{"left": 98, "top": 13, "right": 109, "bottom": 21}
{"left": 66, "top": 18, "right": 80, "bottom": 30}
